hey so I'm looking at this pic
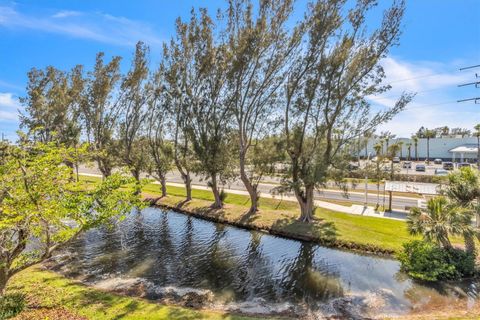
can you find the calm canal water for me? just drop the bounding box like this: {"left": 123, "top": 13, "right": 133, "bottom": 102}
{"left": 56, "top": 207, "right": 479, "bottom": 318}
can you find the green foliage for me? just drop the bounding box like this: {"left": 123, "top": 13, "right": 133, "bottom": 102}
{"left": 0, "top": 141, "right": 141, "bottom": 293}
{"left": 398, "top": 240, "right": 475, "bottom": 281}
{"left": 398, "top": 240, "right": 456, "bottom": 281}
{"left": 19, "top": 65, "right": 84, "bottom": 146}
{"left": 0, "top": 293, "right": 25, "bottom": 319}
{"left": 407, "top": 196, "right": 474, "bottom": 249}
{"left": 444, "top": 166, "right": 480, "bottom": 206}
{"left": 80, "top": 52, "right": 123, "bottom": 178}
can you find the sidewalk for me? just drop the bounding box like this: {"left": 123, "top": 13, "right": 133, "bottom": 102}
{"left": 81, "top": 173, "right": 409, "bottom": 221}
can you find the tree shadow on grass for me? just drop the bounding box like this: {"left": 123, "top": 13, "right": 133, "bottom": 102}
{"left": 35, "top": 273, "right": 242, "bottom": 320}
{"left": 271, "top": 217, "right": 337, "bottom": 243}
{"left": 174, "top": 198, "right": 191, "bottom": 209}
{"left": 237, "top": 209, "right": 258, "bottom": 225}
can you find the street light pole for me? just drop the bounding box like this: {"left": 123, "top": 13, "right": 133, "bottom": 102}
{"left": 364, "top": 152, "right": 371, "bottom": 209}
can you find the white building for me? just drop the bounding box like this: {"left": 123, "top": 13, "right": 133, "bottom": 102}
{"left": 360, "top": 137, "right": 479, "bottom": 162}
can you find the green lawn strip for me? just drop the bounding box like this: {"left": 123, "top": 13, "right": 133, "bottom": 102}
{"left": 7, "top": 267, "right": 259, "bottom": 320}
{"left": 79, "top": 175, "right": 469, "bottom": 254}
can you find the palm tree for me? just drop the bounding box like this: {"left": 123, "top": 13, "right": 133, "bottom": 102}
{"left": 424, "top": 129, "right": 436, "bottom": 164}
{"left": 474, "top": 124, "right": 480, "bottom": 169}
{"left": 412, "top": 135, "right": 419, "bottom": 161}
{"left": 406, "top": 142, "right": 412, "bottom": 161}
{"left": 408, "top": 197, "right": 474, "bottom": 250}
{"left": 444, "top": 166, "right": 480, "bottom": 237}
{"left": 363, "top": 130, "right": 375, "bottom": 159}
{"left": 398, "top": 141, "right": 404, "bottom": 159}
{"left": 387, "top": 143, "right": 401, "bottom": 211}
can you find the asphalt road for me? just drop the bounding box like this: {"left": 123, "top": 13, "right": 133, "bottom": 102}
{"left": 79, "top": 165, "right": 419, "bottom": 210}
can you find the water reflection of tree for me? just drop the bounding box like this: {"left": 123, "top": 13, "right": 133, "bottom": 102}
{"left": 175, "top": 216, "right": 199, "bottom": 283}
{"left": 280, "top": 242, "right": 344, "bottom": 305}
{"left": 230, "top": 231, "right": 277, "bottom": 301}
{"left": 195, "top": 224, "right": 237, "bottom": 291}
{"left": 151, "top": 211, "right": 177, "bottom": 284}
{"left": 85, "top": 219, "right": 124, "bottom": 275}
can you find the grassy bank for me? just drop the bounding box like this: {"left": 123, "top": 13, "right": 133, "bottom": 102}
{"left": 6, "top": 266, "right": 259, "bottom": 320}
{"left": 80, "top": 175, "right": 468, "bottom": 255}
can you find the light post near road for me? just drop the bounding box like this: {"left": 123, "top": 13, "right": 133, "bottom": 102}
{"left": 364, "top": 153, "right": 372, "bottom": 209}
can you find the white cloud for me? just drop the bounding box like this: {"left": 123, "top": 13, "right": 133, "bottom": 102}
{"left": 0, "top": 93, "right": 20, "bottom": 109}
{"left": 0, "top": 92, "right": 20, "bottom": 122}
{"left": 52, "top": 10, "right": 82, "bottom": 19}
{"left": 369, "top": 57, "right": 479, "bottom": 137}
{"left": 0, "top": 110, "right": 18, "bottom": 121}
{"left": 0, "top": 5, "right": 163, "bottom": 47}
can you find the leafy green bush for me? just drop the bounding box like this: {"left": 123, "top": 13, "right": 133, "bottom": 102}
{"left": 398, "top": 240, "right": 457, "bottom": 281}
{"left": 446, "top": 248, "right": 475, "bottom": 278}
{"left": 0, "top": 293, "right": 25, "bottom": 319}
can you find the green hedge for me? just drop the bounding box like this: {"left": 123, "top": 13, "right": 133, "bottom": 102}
{"left": 397, "top": 240, "right": 475, "bottom": 281}
{"left": 0, "top": 293, "right": 25, "bottom": 319}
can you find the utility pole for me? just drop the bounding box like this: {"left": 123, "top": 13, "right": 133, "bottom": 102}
{"left": 457, "top": 64, "right": 480, "bottom": 104}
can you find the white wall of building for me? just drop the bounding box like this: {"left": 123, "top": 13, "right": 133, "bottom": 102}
{"left": 360, "top": 137, "right": 479, "bottom": 161}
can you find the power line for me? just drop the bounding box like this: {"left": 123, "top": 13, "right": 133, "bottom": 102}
{"left": 457, "top": 97, "right": 480, "bottom": 103}
{"left": 459, "top": 65, "right": 480, "bottom": 71}
{"left": 458, "top": 81, "right": 480, "bottom": 88}
{"left": 457, "top": 64, "right": 480, "bottom": 103}
{"left": 404, "top": 100, "right": 459, "bottom": 110}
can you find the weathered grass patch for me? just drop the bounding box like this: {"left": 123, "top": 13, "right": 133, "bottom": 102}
{"left": 7, "top": 267, "right": 259, "bottom": 320}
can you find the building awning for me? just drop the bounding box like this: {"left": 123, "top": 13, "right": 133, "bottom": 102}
{"left": 385, "top": 181, "right": 439, "bottom": 195}
{"left": 449, "top": 144, "right": 478, "bottom": 154}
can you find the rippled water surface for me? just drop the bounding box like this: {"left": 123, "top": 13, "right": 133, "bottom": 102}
{"left": 57, "top": 208, "right": 479, "bottom": 317}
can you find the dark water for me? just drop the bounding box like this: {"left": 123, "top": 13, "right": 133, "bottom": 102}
{"left": 57, "top": 207, "right": 479, "bottom": 317}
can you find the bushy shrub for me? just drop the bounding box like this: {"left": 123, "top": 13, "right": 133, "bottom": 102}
{"left": 397, "top": 240, "right": 457, "bottom": 281}
{"left": 0, "top": 293, "right": 25, "bottom": 319}
{"left": 398, "top": 240, "right": 476, "bottom": 281}
{"left": 446, "top": 248, "right": 475, "bottom": 278}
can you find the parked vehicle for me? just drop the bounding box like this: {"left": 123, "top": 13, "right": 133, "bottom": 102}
{"left": 442, "top": 162, "right": 454, "bottom": 170}
{"left": 434, "top": 158, "right": 442, "bottom": 164}
{"left": 434, "top": 168, "right": 449, "bottom": 176}
{"left": 392, "top": 157, "right": 400, "bottom": 163}
{"left": 402, "top": 161, "right": 412, "bottom": 169}
{"left": 415, "top": 164, "right": 426, "bottom": 172}
{"left": 347, "top": 163, "right": 359, "bottom": 171}
{"left": 457, "top": 163, "right": 471, "bottom": 169}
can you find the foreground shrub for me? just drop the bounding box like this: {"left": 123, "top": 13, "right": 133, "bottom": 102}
{"left": 446, "top": 247, "right": 475, "bottom": 278}
{"left": 397, "top": 240, "right": 475, "bottom": 281}
{"left": 0, "top": 293, "right": 25, "bottom": 319}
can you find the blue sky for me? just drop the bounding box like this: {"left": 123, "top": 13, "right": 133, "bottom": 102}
{"left": 0, "top": 0, "right": 479, "bottom": 140}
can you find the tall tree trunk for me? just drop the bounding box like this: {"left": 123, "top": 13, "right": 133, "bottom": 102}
{"left": 210, "top": 173, "right": 223, "bottom": 209}
{"left": 0, "top": 265, "right": 8, "bottom": 297}
{"left": 180, "top": 169, "right": 192, "bottom": 201}
{"left": 440, "top": 234, "right": 452, "bottom": 250}
{"left": 97, "top": 159, "right": 112, "bottom": 180}
{"left": 174, "top": 161, "right": 192, "bottom": 201}
{"left": 239, "top": 151, "right": 258, "bottom": 213}
{"left": 131, "top": 168, "right": 141, "bottom": 195}
{"left": 296, "top": 185, "right": 315, "bottom": 223}
{"left": 464, "top": 232, "right": 476, "bottom": 256}
{"left": 65, "top": 160, "right": 76, "bottom": 181}
{"left": 159, "top": 174, "right": 167, "bottom": 198}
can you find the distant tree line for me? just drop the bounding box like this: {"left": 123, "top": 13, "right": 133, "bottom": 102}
{"left": 19, "top": 0, "right": 412, "bottom": 222}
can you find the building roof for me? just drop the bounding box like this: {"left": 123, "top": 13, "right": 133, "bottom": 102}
{"left": 385, "top": 181, "right": 439, "bottom": 195}
{"left": 449, "top": 144, "right": 478, "bottom": 154}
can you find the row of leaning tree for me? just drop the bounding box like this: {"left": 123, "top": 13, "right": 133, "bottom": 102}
{"left": 19, "top": 0, "right": 413, "bottom": 222}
